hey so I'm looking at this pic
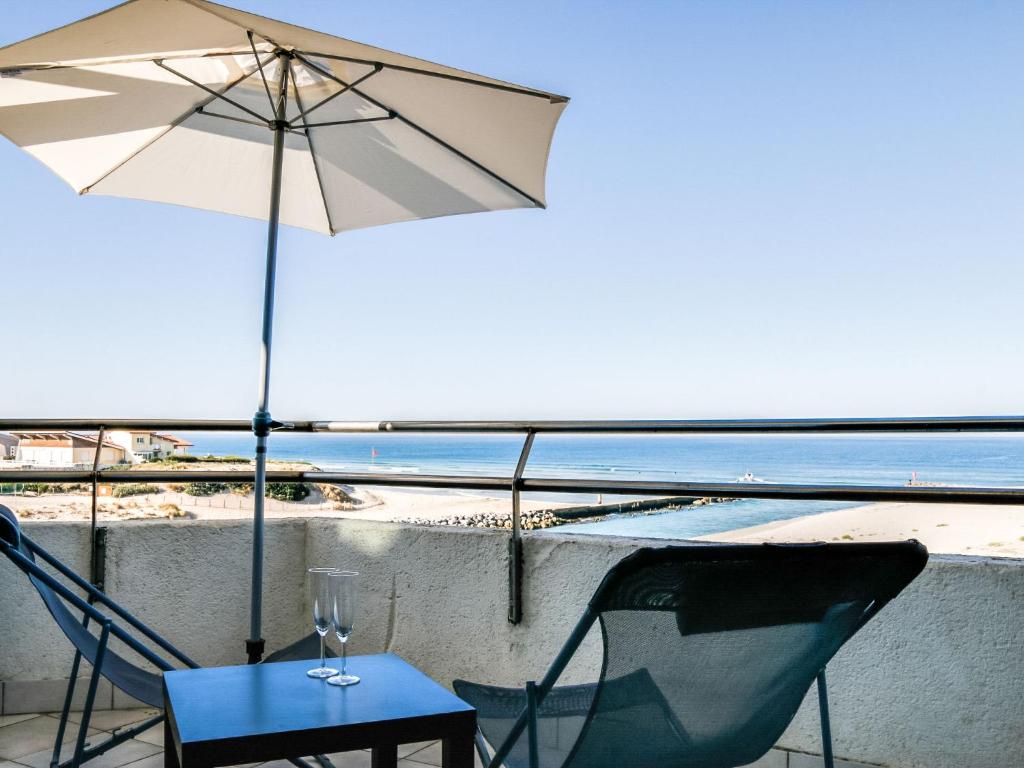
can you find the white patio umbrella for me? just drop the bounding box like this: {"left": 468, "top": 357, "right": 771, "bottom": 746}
{"left": 0, "top": 0, "right": 567, "bottom": 661}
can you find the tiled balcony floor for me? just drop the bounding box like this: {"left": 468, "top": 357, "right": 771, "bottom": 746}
{"left": 0, "top": 711, "right": 482, "bottom": 768}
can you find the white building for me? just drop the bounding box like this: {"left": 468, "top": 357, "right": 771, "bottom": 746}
{"left": 13, "top": 432, "right": 125, "bottom": 467}
{"left": 0, "top": 432, "right": 18, "bottom": 460}
{"left": 105, "top": 431, "right": 193, "bottom": 463}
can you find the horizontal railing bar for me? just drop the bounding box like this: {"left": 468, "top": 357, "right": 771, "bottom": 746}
{"left": 521, "top": 479, "right": 1024, "bottom": 505}
{"left": 5, "top": 415, "right": 1024, "bottom": 434}
{"left": 340, "top": 416, "right": 1024, "bottom": 433}
{"left": 1, "top": 469, "right": 1022, "bottom": 505}
{"left": 0, "top": 469, "right": 511, "bottom": 491}
{"left": 0, "top": 419, "right": 256, "bottom": 431}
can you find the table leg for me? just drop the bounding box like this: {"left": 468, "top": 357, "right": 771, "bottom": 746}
{"left": 371, "top": 745, "right": 397, "bottom": 768}
{"left": 441, "top": 734, "right": 474, "bottom": 768}
{"left": 163, "top": 717, "right": 181, "bottom": 768}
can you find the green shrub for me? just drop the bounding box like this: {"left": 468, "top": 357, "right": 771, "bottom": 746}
{"left": 180, "top": 482, "right": 229, "bottom": 496}
{"left": 112, "top": 483, "right": 161, "bottom": 498}
{"left": 145, "top": 454, "right": 251, "bottom": 465}
{"left": 0, "top": 482, "right": 94, "bottom": 495}
{"left": 266, "top": 483, "right": 309, "bottom": 502}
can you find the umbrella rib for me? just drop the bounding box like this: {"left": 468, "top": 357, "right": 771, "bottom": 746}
{"left": 247, "top": 31, "right": 277, "bottom": 115}
{"left": 175, "top": 0, "right": 566, "bottom": 102}
{"left": 196, "top": 107, "right": 274, "bottom": 130}
{"left": 198, "top": 108, "right": 306, "bottom": 134}
{"left": 294, "top": 53, "right": 545, "bottom": 209}
{"left": 81, "top": 53, "right": 276, "bottom": 194}
{"left": 297, "top": 49, "right": 568, "bottom": 103}
{"left": 289, "top": 59, "right": 336, "bottom": 235}
{"left": 0, "top": 50, "right": 269, "bottom": 75}
{"left": 293, "top": 64, "right": 383, "bottom": 122}
{"left": 155, "top": 59, "right": 271, "bottom": 124}
{"left": 301, "top": 114, "right": 395, "bottom": 129}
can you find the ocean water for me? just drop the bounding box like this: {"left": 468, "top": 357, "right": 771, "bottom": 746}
{"left": 187, "top": 433, "right": 1024, "bottom": 539}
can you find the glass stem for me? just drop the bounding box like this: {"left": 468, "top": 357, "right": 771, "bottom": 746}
{"left": 319, "top": 634, "right": 326, "bottom": 670}
{"left": 341, "top": 640, "right": 347, "bottom": 676}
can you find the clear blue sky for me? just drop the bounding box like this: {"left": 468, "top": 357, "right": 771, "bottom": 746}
{"left": 2, "top": 1, "right": 1022, "bottom": 420}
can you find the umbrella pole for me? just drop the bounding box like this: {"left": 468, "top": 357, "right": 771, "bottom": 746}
{"left": 248, "top": 102, "right": 288, "bottom": 664}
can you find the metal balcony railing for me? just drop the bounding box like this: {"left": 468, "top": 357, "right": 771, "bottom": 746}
{"left": 2, "top": 415, "right": 1023, "bottom": 622}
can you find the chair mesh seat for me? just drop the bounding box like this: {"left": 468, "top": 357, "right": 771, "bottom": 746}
{"left": 0, "top": 506, "right": 165, "bottom": 706}
{"left": 455, "top": 541, "right": 927, "bottom": 768}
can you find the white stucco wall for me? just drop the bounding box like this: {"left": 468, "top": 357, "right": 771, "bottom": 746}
{"left": 71, "top": 445, "right": 124, "bottom": 466}
{"left": 16, "top": 445, "right": 73, "bottom": 466}
{"left": 1, "top": 518, "right": 1020, "bottom": 768}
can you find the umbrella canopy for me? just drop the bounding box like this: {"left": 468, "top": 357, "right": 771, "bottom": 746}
{"left": 0, "top": 0, "right": 567, "bottom": 662}
{"left": 0, "top": 0, "right": 567, "bottom": 234}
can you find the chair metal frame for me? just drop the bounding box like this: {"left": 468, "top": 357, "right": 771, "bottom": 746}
{"left": 0, "top": 511, "right": 328, "bottom": 768}
{"left": 481, "top": 605, "right": 840, "bottom": 768}
{"left": 1, "top": 528, "right": 188, "bottom": 768}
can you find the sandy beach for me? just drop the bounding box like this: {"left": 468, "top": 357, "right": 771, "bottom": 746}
{"left": 0, "top": 484, "right": 572, "bottom": 525}
{"left": 5, "top": 471, "right": 1023, "bottom": 557}
{"left": 701, "top": 501, "right": 1024, "bottom": 558}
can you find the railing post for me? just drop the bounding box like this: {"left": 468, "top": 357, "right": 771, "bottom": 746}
{"left": 508, "top": 430, "right": 535, "bottom": 624}
{"left": 92, "top": 527, "right": 107, "bottom": 593}
{"left": 89, "top": 426, "right": 105, "bottom": 588}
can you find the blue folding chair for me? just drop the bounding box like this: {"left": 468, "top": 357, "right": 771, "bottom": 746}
{"left": 0, "top": 505, "right": 331, "bottom": 768}
{"left": 455, "top": 541, "right": 928, "bottom": 768}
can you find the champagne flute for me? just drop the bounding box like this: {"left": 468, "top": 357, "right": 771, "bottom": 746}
{"left": 306, "top": 567, "right": 339, "bottom": 678}
{"left": 327, "top": 571, "right": 360, "bottom": 686}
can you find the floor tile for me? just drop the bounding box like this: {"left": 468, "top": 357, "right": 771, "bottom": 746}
{"left": 318, "top": 752, "right": 372, "bottom": 768}
{"left": 260, "top": 758, "right": 367, "bottom": 768}
{"left": 788, "top": 752, "right": 877, "bottom": 768}
{"left": 133, "top": 727, "right": 163, "bottom": 748}
{"left": 111, "top": 692, "right": 148, "bottom": 711}
{"left": 401, "top": 742, "right": 482, "bottom": 768}
{"left": 19, "top": 737, "right": 160, "bottom": 768}
{"left": 396, "top": 757, "right": 481, "bottom": 768}
{"left": 0, "top": 716, "right": 37, "bottom": 730}
{"left": 741, "top": 748, "right": 787, "bottom": 767}
{"left": 397, "top": 742, "right": 437, "bottom": 759}
{"left": 3, "top": 680, "right": 112, "bottom": 716}
{"left": 118, "top": 755, "right": 164, "bottom": 768}
{"left": 401, "top": 742, "right": 441, "bottom": 765}
{"left": 0, "top": 715, "right": 97, "bottom": 761}
{"left": 66, "top": 709, "right": 159, "bottom": 732}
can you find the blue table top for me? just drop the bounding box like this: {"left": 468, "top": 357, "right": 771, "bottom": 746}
{"left": 163, "top": 653, "right": 473, "bottom": 745}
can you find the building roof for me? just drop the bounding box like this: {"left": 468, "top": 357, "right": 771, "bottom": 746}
{"left": 13, "top": 431, "right": 124, "bottom": 451}
{"left": 153, "top": 433, "right": 194, "bottom": 447}
{"left": 108, "top": 429, "right": 194, "bottom": 447}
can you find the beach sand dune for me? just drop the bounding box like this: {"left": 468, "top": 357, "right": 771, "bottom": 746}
{"left": 701, "top": 501, "right": 1024, "bottom": 558}
{"left": 6, "top": 486, "right": 1023, "bottom": 559}
{"left": 0, "top": 485, "right": 570, "bottom": 524}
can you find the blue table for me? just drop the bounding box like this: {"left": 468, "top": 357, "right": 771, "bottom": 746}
{"left": 163, "top": 654, "right": 476, "bottom": 768}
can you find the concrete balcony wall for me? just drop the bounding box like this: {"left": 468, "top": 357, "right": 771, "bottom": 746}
{"left": 0, "top": 520, "right": 309, "bottom": 679}
{"left": 2, "top": 518, "right": 1021, "bottom": 768}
